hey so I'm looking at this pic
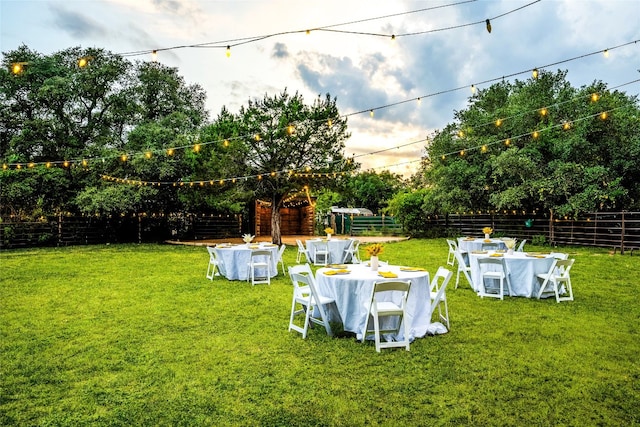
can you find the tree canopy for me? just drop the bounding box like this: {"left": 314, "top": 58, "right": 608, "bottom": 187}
{"left": 416, "top": 70, "right": 640, "bottom": 218}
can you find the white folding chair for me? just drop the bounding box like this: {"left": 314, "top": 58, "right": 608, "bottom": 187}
{"left": 288, "top": 272, "right": 335, "bottom": 338}
{"left": 477, "top": 257, "right": 512, "bottom": 300}
{"left": 453, "top": 249, "right": 473, "bottom": 289}
{"left": 313, "top": 241, "right": 329, "bottom": 266}
{"left": 550, "top": 252, "right": 569, "bottom": 260}
{"left": 206, "top": 246, "right": 222, "bottom": 279}
{"left": 516, "top": 239, "right": 527, "bottom": 252}
{"left": 296, "top": 239, "right": 311, "bottom": 263}
{"left": 430, "top": 267, "right": 453, "bottom": 329}
{"left": 341, "top": 239, "right": 361, "bottom": 264}
{"left": 481, "top": 242, "right": 500, "bottom": 251}
{"left": 362, "top": 280, "right": 412, "bottom": 352}
{"left": 276, "top": 244, "right": 286, "bottom": 274}
{"left": 537, "top": 258, "right": 575, "bottom": 302}
{"left": 446, "top": 239, "right": 458, "bottom": 266}
{"left": 247, "top": 249, "right": 272, "bottom": 286}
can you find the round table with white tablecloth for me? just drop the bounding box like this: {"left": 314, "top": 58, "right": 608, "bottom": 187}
{"left": 468, "top": 251, "right": 557, "bottom": 297}
{"left": 306, "top": 238, "right": 353, "bottom": 264}
{"left": 315, "top": 263, "right": 431, "bottom": 341}
{"left": 214, "top": 243, "right": 279, "bottom": 281}
{"left": 457, "top": 237, "right": 507, "bottom": 253}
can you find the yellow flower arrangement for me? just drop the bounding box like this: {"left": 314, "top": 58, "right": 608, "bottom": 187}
{"left": 365, "top": 243, "right": 384, "bottom": 257}
{"left": 324, "top": 227, "right": 334, "bottom": 234}
{"left": 482, "top": 227, "right": 493, "bottom": 235}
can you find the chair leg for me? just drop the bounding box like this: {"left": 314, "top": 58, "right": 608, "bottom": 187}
{"left": 373, "top": 313, "right": 381, "bottom": 353}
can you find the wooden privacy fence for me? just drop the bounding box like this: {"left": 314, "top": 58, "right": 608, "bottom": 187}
{"left": 2, "top": 211, "right": 639, "bottom": 253}
{"left": 0, "top": 214, "right": 242, "bottom": 250}
{"left": 426, "top": 211, "right": 640, "bottom": 254}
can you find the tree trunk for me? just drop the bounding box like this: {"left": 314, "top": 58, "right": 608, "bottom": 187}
{"left": 271, "top": 194, "right": 283, "bottom": 245}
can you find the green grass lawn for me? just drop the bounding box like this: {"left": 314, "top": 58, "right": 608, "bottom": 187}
{"left": 1, "top": 240, "right": 639, "bottom": 426}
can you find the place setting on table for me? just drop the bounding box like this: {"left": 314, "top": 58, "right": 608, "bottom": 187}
{"left": 212, "top": 234, "right": 279, "bottom": 281}
{"left": 314, "top": 243, "right": 434, "bottom": 342}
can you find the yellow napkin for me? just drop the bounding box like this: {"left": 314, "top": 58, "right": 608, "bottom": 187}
{"left": 378, "top": 271, "right": 398, "bottom": 278}
{"left": 399, "top": 267, "right": 426, "bottom": 271}
{"left": 490, "top": 253, "right": 503, "bottom": 257}
{"left": 472, "top": 250, "right": 487, "bottom": 254}
{"left": 324, "top": 269, "right": 349, "bottom": 275}
{"left": 249, "top": 245, "right": 260, "bottom": 249}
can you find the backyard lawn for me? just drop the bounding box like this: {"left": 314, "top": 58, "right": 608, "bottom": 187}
{"left": 1, "top": 240, "right": 639, "bottom": 426}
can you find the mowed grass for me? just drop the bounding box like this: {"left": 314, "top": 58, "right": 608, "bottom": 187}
{"left": 1, "top": 240, "right": 638, "bottom": 426}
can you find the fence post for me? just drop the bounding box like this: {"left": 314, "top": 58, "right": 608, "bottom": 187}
{"left": 621, "top": 211, "right": 625, "bottom": 255}
{"left": 57, "top": 213, "right": 63, "bottom": 247}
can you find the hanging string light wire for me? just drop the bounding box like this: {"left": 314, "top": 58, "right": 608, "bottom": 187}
{"left": 118, "top": 0, "right": 542, "bottom": 57}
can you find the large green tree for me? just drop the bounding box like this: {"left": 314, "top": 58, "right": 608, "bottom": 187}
{"left": 420, "top": 70, "right": 640, "bottom": 218}
{"left": 221, "top": 90, "right": 355, "bottom": 244}
{"left": 1, "top": 46, "right": 208, "bottom": 217}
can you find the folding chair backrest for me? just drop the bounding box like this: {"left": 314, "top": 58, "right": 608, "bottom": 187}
{"left": 517, "top": 239, "right": 527, "bottom": 251}
{"left": 251, "top": 249, "right": 272, "bottom": 261}
{"left": 288, "top": 264, "right": 314, "bottom": 283}
{"left": 555, "top": 258, "right": 574, "bottom": 277}
{"left": 482, "top": 242, "right": 500, "bottom": 251}
{"left": 430, "top": 274, "right": 450, "bottom": 313}
{"left": 551, "top": 252, "right": 568, "bottom": 260}
{"left": 372, "top": 280, "right": 411, "bottom": 300}
{"left": 431, "top": 266, "right": 453, "bottom": 292}
{"left": 207, "top": 246, "right": 217, "bottom": 260}
{"left": 477, "top": 256, "right": 506, "bottom": 269}
{"left": 453, "top": 249, "right": 468, "bottom": 268}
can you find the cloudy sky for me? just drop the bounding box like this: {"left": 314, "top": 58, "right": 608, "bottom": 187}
{"left": 1, "top": 0, "right": 639, "bottom": 176}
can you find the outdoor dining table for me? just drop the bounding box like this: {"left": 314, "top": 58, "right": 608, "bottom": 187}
{"left": 306, "top": 238, "right": 353, "bottom": 264}
{"left": 457, "top": 237, "right": 508, "bottom": 253}
{"left": 214, "top": 242, "right": 279, "bottom": 281}
{"left": 315, "top": 263, "right": 432, "bottom": 341}
{"left": 468, "top": 251, "right": 557, "bottom": 297}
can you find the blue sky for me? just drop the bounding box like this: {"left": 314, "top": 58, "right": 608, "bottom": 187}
{"left": 2, "top": 0, "right": 639, "bottom": 176}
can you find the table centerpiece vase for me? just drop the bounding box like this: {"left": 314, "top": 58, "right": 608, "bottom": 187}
{"left": 370, "top": 256, "right": 379, "bottom": 271}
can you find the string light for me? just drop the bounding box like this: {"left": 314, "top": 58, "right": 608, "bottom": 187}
{"left": 471, "top": 85, "right": 477, "bottom": 94}
{"left": 151, "top": 50, "right": 158, "bottom": 62}
{"left": 495, "top": 118, "right": 502, "bottom": 127}
{"left": 603, "top": 49, "right": 609, "bottom": 58}
{"left": 226, "top": 46, "right": 231, "bottom": 58}
{"left": 485, "top": 19, "right": 492, "bottom": 33}
{"left": 532, "top": 68, "right": 539, "bottom": 79}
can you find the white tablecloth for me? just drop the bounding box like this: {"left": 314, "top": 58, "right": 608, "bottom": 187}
{"left": 458, "top": 237, "right": 507, "bottom": 253}
{"left": 214, "top": 243, "right": 279, "bottom": 281}
{"left": 306, "top": 238, "right": 353, "bottom": 264}
{"left": 315, "top": 264, "right": 431, "bottom": 341}
{"left": 468, "top": 252, "right": 556, "bottom": 297}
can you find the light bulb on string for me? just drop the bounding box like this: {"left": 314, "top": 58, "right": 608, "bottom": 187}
{"left": 540, "top": 108, "right": 548, "bottom": 117}
{"left": 485, "top": 19, "right": 492, "bottom": 33}
{"left": 532, "top": 131, "right": 540, "bottom": 139}
{"left": 370, "top": 110, "right": 374, "bottom": 118}
{"left": 167, "top": 148, "right": 174, "bottom": 156}
{"left": 600, "top": 112, "right": 608, "bottom": 120}
{"left": 563, "top": 121, "right": 571, "bottom": 130}
{"left": 591, "top": 93, "right": 600, "bottom": 102}
{"left": 495, "top": 118, "right": 502, "bottom": 127}
{"left": 603, "top": 49, "right": 609, "bottom": 58}
{"left": 471, "top": 85, "right": 476, "bottom": 94}
{"left": 532, "top": 68, "right": 539, "bottom": 79}
{"left": 145, "top": 151, "right": 152, "bottom": 159}
{"left": 505, "top": 139, "right": 511, "bottom": 146}
{"left": 151, "top": 50, "right": 158, "bottom": 62}
{"left": 226, "top": 46, "right": 231, "bottom": 58}
{"left": 223, "top": 139, "right": 230, "bottom": 147}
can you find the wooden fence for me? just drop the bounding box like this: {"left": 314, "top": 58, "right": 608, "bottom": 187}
{"left": 2, "top": 211, "right": 639, "bottom": 253}
{"left": 0, "top": 214, "right": 242, "bottom": 250}
{"left": 425, "top": 211, "right": 640, "bottom": 254}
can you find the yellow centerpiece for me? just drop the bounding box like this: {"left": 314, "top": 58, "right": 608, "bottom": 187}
{"left": 365, "top": 243, "right": 384, "bottom": 271}
{"left": 482, "top": 227, "right": 493, "bottom": 239}
{"left": 324, "top": 227, "right": 334, "bottom": 239}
